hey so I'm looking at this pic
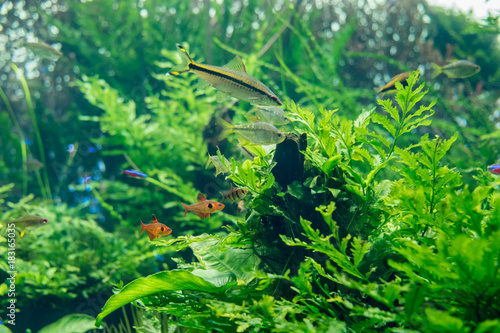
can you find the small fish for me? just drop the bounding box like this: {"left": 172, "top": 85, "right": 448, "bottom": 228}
{"left": 181, "top": 193, "right": 225, "bottom": 220}
{"left": 246, "top": 106, "right": 290, "bottom": 126}
{"left": 26, "top": 158, "right": 44, "bottom": 171}
{"left": 83, "top": 176, "right": 92, "bottom": 184}
{"left": 67, "top": 144, "right": 76, "bottom": 155}
{"left": 140, "top": 214, "right": 172, "bottom": 241}
{"left": 488, "top": 164, "right": 500, "bottom": 175}
{"left": 22, "top": 41, "right": 63, "bottom": 60}
{"left": 169, "top": 44, "right": 282, "bottom": 106}
{"left": 221, "top": 186, "right": 248, "bottom": 202}
{"left": 432, "top": 60, "right": 480, "bottom": 79}
{"left": 237, "top": 200, "right": 247, "bottom": 213}
{"left": 10, "top": 215, "right": 48, "bottom": 237}
{"left": 206, "top": 153, "right": 229, "bottom": 176}
{"left": 122, "top": 170, "right": 148, "bottom": 179}
{"left": 375, "top": 71, "right": 411, "bottom": 97}
{"left": 218, "top": 119, "right": 286, "bottom": 146}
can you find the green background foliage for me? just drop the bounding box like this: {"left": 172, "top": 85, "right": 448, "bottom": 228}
{"left": 0, "top": 0, "right": 499, "bottom": 332}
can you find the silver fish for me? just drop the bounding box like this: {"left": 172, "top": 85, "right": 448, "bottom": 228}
{"left": 169, "top": 44, "right": 282, "bottom": 106}
{"left": 432, "top": 60, "right": 480, "bottom": 79}
{"left": 219, "top": 119, "right": 286, "bottom": 145}
{"left": 246, "top": 106, "right": 290, "bottom": 125}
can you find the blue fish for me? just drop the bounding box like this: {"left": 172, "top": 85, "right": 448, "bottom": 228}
{"left": 122, "top": 170, "right": 147, "bottom": 179}
{"left": 67, "top": 144, "right": 75, "bottom": 155}
{"left": 488, "top": 164, "right": 500, "bottom": 175}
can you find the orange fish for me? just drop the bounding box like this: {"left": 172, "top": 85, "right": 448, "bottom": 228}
{"left": 221, "top": 185, "right": 248, "bottom": 202}
{"left": 181, "top": 193, "right": 225, "bottom": 220}
{"left": 140, "top": 214, "right": 172, "bottom": 241}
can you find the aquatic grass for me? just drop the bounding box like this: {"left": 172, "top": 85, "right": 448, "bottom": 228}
{"left": 54, "top": 142, "right": 79, "bottom": 197}
{"left": 0, "top": 86, "right": 28, "bottom": 196}
{"left": 10, "top": 63, "right": 52, "bottom": 200}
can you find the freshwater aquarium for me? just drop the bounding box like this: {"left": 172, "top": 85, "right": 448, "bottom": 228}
{"left": 1, "top": 0, "right": 500, "bottom": 332}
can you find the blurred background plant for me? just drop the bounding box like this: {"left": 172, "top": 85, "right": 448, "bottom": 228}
{"left": 0, "top": 0, "right": 499, "bottom": 331}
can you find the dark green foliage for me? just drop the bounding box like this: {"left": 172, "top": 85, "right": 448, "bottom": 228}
{"left": 1, "top": 1, "right": 500, "bottom": 332}
{"left": 0, "top": 193, "right": 155, "bottom": 306}
{"left": 93, "top": 72, "right": 500, "bottom": 332}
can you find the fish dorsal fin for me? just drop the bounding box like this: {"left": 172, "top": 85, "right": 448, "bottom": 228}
{"left": 197, "top": 193, "right": 207, "bottom": 202}
{"left": 151, "top": 214, "right": 158, "bottom": 223}
{"left": 223, "top": 56, "right": 246, "bottom": 72}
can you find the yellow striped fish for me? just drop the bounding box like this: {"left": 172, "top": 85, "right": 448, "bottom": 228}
{"left": 375, "top": 71, "right": 411, "bottom": 97}
{"left": 221, "top": 186, "right": 248, "bottom": 202}
{"left": 169, "top": 44, "right": 282, "bottom": 106}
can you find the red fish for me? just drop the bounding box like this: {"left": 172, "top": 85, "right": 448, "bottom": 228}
{"left": 122, "top": 170, "right": 147, "bottom": 179}
{"left": 220, "top": 185, "right": 248, "bottom": 202}
{"left": 181, "top": 193, "right": 225, "bottom": 220}
{"left": 488, "top": 164, "right": 500, "bottom": 175}
{"left": 140, "top": 215, "right": 172, "bottom": 241}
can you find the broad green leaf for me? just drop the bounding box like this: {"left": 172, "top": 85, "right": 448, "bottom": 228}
{"left": 95, "top": 270, "right": 231, "bottom": 327}
{"left": 287, "top": 182, "right": 310, "bottom": 201}
{"left": 190, "top": 238, "right": 261, "bottom": 284}
{"left": 0, "top": 326, "right": 12, "bottom": 333}
{"left": 39, "top": 314, "right": 97, "bottom": 333}
{"left": 424, "top": 308, "right": 466, "bottom": 333}
{"left": 322, "top": 155, "right": 342, "bottom": 174}
{"left": 475, "top": 320, "right": 500, "bottom": 333}
{"left": 191, "top": 269, "right": 237, "bottom": 288}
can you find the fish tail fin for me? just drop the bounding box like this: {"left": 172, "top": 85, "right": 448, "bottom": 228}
{"left": 245, "top": 115, "right": 260, "bottom": 123}
{"left": 431, "top": 63, "right": 442, "bottom": 79}
{"left": 140, "top": 221, "right": 146, "bottom": 235}
{"left": 168, "top": 44, "right": 194, "bottom": 75}
{"left": 205, "top": 153, "right": 213, "bottom": 169}
{"left": 218, "top": 118, "right": 234, "bottom": 141}
{"left": 181, "top": 203, "right": 189, "bottom": 217}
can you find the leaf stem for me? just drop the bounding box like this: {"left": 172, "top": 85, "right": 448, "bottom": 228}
{"left": 11, "top": 63, "right": 52, "bottom": 199}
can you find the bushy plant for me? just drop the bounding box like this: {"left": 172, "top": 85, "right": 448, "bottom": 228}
{"left": 0, "top": 188, "right": 160, "bottom": 309}
{"left": 92, "top": 72, "right": 500, "bottom": 331}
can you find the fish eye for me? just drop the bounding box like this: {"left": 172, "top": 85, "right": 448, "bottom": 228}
{"left": 161, "top": 227, "right": 164, "bottom": 232}
{"left": 208, "top": 203, "right": 213, "bottom": 209}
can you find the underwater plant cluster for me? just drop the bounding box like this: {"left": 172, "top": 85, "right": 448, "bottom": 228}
{"left": 1, "top": 0, "right": 500, "bottom": 332}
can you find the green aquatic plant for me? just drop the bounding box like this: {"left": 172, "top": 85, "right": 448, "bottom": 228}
{"left": 92, "top": 72, "right": 500, "bottom": 331}
{"left": 10, "top": 64, "right": 52, "bottom": 200}
{"left": 0, "top": 65, "right": 54, "bottom": 200}
{"left": 0, "top": 191, "right": 159, "bottom": 310}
